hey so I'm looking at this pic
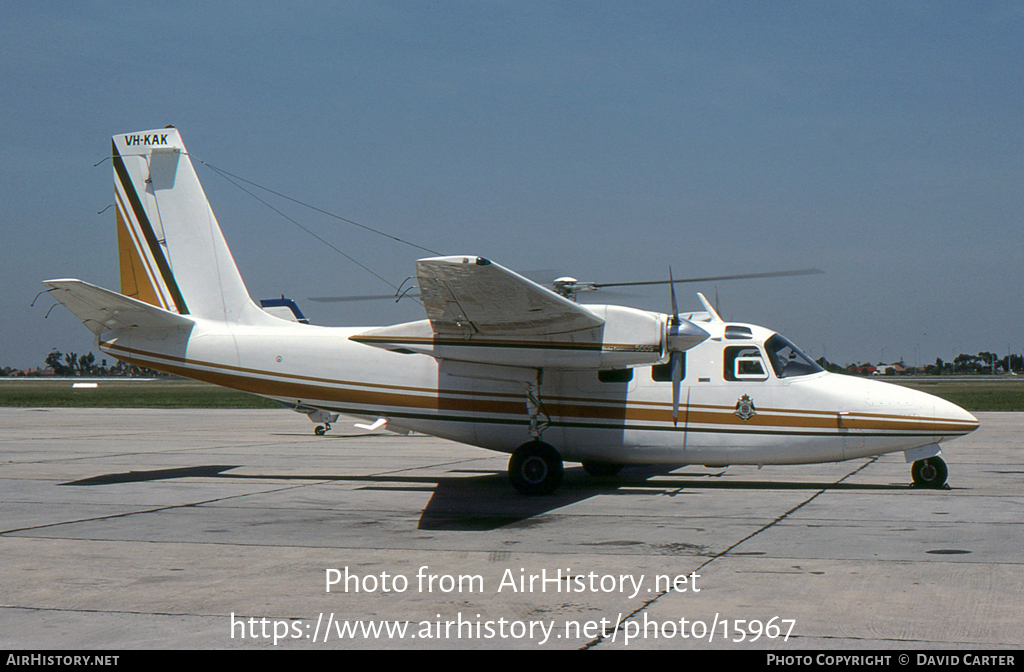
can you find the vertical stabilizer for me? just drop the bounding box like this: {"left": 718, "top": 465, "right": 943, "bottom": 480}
{"left": 112, "top": 128, "right": 270, "bottom": 324}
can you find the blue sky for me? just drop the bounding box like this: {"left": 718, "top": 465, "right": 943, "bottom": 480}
{"left": 2, "top": 2, "right": 1022, "bottom": 369}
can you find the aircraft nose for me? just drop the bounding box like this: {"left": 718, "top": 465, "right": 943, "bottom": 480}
{"left": 934, "top": 395, "right": 979, "bottom": 433}
{"left": 861, "top": 378, "right": 979, "bottom": 437}
{"left": 903, "top": 385, "right": 979, "bottom": 437}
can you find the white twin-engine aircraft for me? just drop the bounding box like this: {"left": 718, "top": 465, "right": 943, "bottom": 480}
{"left": 45, "top": 128, "right": 978, "bottom": 495}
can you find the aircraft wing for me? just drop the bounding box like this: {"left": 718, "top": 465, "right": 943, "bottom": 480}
{"left": 415, "top": 256, "right": 605, "bottom": 337}
{"left": 43, "top": 279, "right": 194, "bottom": 335}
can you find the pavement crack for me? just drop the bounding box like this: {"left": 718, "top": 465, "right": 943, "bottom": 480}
{"left": 0, "top": 480, "right": 329, "bottom": 537}
{"left": 581, "top": 458, "right": 878, "bottom": 650}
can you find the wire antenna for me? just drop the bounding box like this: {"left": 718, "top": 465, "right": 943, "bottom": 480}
{"left": 200, "top": 162, "right": 413, "bottom": 297}
{"left": 196, "top": 158, "right": 443, "bottom": 256}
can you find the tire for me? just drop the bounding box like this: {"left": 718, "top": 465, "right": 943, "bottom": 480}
{"left": 911, "top": 457, "right": 948, "bottom": 488}
{"left": 581, "top": 461, "right": 623, "bottom": 477}
{"left": 314, "top": 425, "right": 326, "bottom": 436}
{"left": 508, "top": 441, "right": 563, "bottom": 495}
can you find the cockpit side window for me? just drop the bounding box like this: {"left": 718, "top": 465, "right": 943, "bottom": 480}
{"left": 724, "top": 346, "right": 769, "bottom": 381}
{"left": 765, "top": 334, "right": 823, "bottom": 378}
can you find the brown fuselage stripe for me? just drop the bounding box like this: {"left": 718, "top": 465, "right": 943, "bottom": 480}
{"left": 102, "top": 341, "right": 975, "bottom": 437}
{"left": 100, "top": 341, "right": 973, "bottom": 424}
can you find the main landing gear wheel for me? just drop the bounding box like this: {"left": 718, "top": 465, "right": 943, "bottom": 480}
{"left": 581, "top": 461, "right": 623, "bottom": 477}
{"left": 314, "top": 424, "right": 329, "bottom": 436}
{"left": 911, "top": 456, "right": 948, "bottom": 489}
{"left": 508, "top": 441, "right": 563, "bottom": 496}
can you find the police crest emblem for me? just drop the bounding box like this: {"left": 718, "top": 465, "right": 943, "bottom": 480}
{"left": 734, "top": 394, "right": 756, "bottom": 421}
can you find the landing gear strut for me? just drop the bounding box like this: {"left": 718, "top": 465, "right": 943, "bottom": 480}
{"left": 299, "top": 407, "right": 338, "bottom": 436}
{"left": 508, "top": 441, "right": 563, "bottom": 495}
{"left": 911, "top": 456, "right": 948, "bottom": 488}
{"left": 507, "top": 371, "right": 562, "bottom": 495}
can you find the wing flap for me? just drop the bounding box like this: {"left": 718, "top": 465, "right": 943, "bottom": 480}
{"left": 43, "top": 279, "right": 194, "bottom": 334}
{"left": 415, "top": 256, "right": 604, "bottom": 337}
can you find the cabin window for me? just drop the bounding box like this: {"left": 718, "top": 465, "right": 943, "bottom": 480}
{"left": 724, "top": 346, "right": 769, "bottom": 381}
{"left": 651, "top": 355, "right": 685, "bottom": 382}
{"left": 598, "top": 368, "right": 634, "bottom": 383}
{"left": 724, "top": 325, "right": 753, "bottom": 340}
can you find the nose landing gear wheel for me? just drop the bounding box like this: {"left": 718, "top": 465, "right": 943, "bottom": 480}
{"left": 911, "top": 456, "right": 948, "bottom": 488}
{"left": 508, "top": 441, "right": 563, "bottom": 495}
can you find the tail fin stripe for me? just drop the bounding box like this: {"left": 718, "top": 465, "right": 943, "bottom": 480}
{"left": 115, "top": 196, "right": 167, "bottom": 310}
{"left": 113, "top": 183, "right": 171, "bottom": 311}
{"left": 112, "top": 140, "right": 190, "bottom": 315}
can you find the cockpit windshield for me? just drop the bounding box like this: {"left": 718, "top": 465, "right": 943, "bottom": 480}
{"left": 765, "top": 334, "right": 823, "bottom": 378}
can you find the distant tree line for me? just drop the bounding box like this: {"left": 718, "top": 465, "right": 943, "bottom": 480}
{"left": 818, "top": 352, "right": 1023, "bottom": 376}
{"left": 940, "top": 352, "right": 1023, "bottom": 375}
{"left": 30, "top": 350, "right": 166, "bottom": 377}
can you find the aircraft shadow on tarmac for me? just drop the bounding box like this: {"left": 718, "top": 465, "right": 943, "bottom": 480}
{"left": 63, "top": 464, "right": 911, "bottom": 532}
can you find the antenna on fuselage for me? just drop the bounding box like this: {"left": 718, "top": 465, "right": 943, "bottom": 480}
{"left": 697, "top": 292, "right": 723, "bottom": 323}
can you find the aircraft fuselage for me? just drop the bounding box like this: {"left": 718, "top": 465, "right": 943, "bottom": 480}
{"left": 97, "top": 315, "right": 977, "bottom": 468}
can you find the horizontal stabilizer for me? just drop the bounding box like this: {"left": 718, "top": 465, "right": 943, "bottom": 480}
{"left": 43, "top": 279, "right": 194, "bottom": 334}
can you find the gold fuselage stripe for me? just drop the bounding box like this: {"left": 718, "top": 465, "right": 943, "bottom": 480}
{"left": 100, "top": 341, "right": 976, "bottom": 436}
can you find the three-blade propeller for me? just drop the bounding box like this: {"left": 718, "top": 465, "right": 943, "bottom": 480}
{"left": 667, "top": 267, "right": 685, "bottom": 426}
